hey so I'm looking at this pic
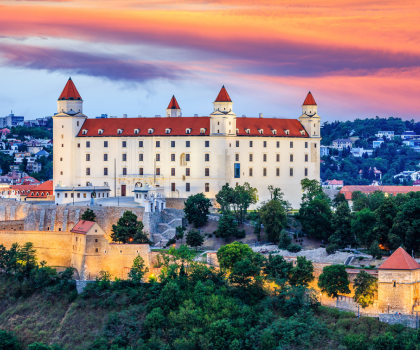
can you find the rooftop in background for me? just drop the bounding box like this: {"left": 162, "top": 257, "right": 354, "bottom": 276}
{"left": 378, "top": 247, "right": 420, "bottom": 270}
{"left": 302, "top": 91, "right": 317, "bottom": 106}
{"left": 58, "top": 78, "right": 82, "bottom": 101}
{"left": 340, "top": 185, "right": 420, "bottom": 200}
{"left": 70, "top": 220, "right": 96, "bottom": 234}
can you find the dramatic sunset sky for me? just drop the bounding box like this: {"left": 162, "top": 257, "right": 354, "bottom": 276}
{"left": 0, "top": 0, "right": 419, "bottom": 121}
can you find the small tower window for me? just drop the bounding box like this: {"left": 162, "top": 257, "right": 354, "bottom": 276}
{"left": 98, "top": 129, "right": 104, "bottom": 135}
{"left": 134, "top": 129, "right": 140, "bottom": 134}
{"left": 165, "top": 128, "right": 171, "bottom": 134}
{"left": 272, "top": 129, "right": 277, "bottom": 135}
{"left": 148, "top": 129, "right": 154, "bottom": 134}
{"left": 300, "top": 130, "right": 306, "bottom": 135}
{"left": 200, "top": 128, "right": 206, "bottom": 134}
{"left": 258, "top": 129, "right": 263, "bottom": 134}
{"left": 82, "top": 129, "right": 88, "bottom": 135}
{"left": 284, "top": 129, "right": 290, "bottom": 135}
{"left": 186, "top": 128, "right": 191, "bottom": 134}
{"left": 245, "top": 129, "right": 250, "bottom": 134}
{"left": 117, "top": 129, "right": 123, "bottom": 134}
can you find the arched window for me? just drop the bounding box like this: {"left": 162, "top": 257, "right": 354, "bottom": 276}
{"left": 180, "top": 153, "right": 186, "bottom": 166}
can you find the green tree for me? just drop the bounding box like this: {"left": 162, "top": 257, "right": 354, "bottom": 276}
{"left": 278, "top": 229, "right": 292, "bottom": 250}
{"left": 299, "top": 198, "right": 333, "bottom": 240}
{"left": 332, "top": 192, "right": 346, "bottom": 209}
{"left": 111, "top": 211, "right": 144, "bottom": 244}
{"left": 215, "top": 213, "right": 243, "bottom": 240}
{"left": 263, "top": 254, "right": 292, "bottom": 283}
{"left": 175, "top": 226, "right": 185, "bottom": 242}
{"left": 132, "top": 221, "right": 152, "bottom": 244}
{"left": 16, "top": 242, "right": 38, "bottom": 278}
{"left": 0, "top": 244, "right": 6, "bottom": 270}
{"left": 128, "top": 255, "right": 149, "bottom": 284}
{"left": 81, "top": 209, "right": 96, "bottom": 222}
{"left": 260, "top": 199, "right": 287, "bottom": 243}
{"left": 351, "top": 191, "right": 369, "bottom": 212}
{"left": 233, "top": 182, "right": 258, "bottom": 224}
{"left": 19, "top": 157, "right": 28, "bottom": 172}
{"left": 184, "top": 193, "right": 212, "bottom": 228}
{"left": 5, "top": 243, "right": 19, "bottom": 274}
{"left": 330, "top": 202, "right": 356, "bottom": 248}
{"left": 353, "top": 271, "right": 378, "bottom": 308}
{"left": 369, "top": 240, "right": 383, "bottom": 259}
{"left": 351, "top": 208, "right": 376, "bottom": 247}
{"left": 248, "top": 211, "right": 262, "bottom": 241}
{"left": 301, "top": 179, "right": 326, "bottom": 203}
{"left": 268, "top": 185, "right": 292, "bottom": 211}
{"left": 0, "top": 330, "right": 22, "bottom": 350}
{"left": 186, "top": 229, "right": 204, "bottom": 251}
{"left": 318, "top": 265, "right": 350, "bottom": 298}
{"left": 372, "top": 197, "right": 398, "bottom": 248}
{"left": 390, "top": 198, "right": 420, "bottom": 251}
{"left": 215, "top": 183, "right": 235, "bottom": 213}
{"left": 289, "top": 256, "right": 314, "bottom": 287}
{"left": 217, "top": 241, "right": 253, "bottom": 270}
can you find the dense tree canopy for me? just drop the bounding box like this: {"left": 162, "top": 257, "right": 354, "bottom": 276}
{"left": 184, "top": 193, "right": 212, "bottom": 228}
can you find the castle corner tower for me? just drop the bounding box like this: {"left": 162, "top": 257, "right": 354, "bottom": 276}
{"left": 210, "top": 85, "right": 236, "bottom": 135}
{"left": 166, "top": 95, "right": 182, "bottom": 117}
{"left": 299, "top": 91, "right": 320, "bottom": 138}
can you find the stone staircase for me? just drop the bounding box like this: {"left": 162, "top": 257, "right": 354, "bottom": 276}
{"left": 151, "top": 209, "right": 185, "bottom": 246}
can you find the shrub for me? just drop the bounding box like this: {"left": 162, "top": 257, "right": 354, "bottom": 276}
{"left": 0, "top": 330, "right": 21, "bottom": 350}
{"left": 326, "top": 244, "right": 339, "bottom": 255}
{"left": 166, "top": 238, "right": 176, "bottom": 247}
{"left": 234, "top": 230, "right": 246, "bottom": 238}
{"left": 278, "top": 229, "right": 292, "bottom": 250}
{"left": 287, "top": 244, "right": 302, "bottom": 253}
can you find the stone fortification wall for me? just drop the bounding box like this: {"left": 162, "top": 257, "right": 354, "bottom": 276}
{"left": 0, "top": 220, "right": 25, "bottom": 231}
{"left": 0, "top": 230, "right": 71, "bottom": 267}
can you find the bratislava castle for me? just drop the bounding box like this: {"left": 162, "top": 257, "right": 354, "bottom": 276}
{"left": 53, "top": 78, "right": 321, "bottom": 209}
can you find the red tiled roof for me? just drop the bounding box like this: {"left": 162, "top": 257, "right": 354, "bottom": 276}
{"left": 303, "top": 91, "right": 317, "bottom": 106}
{"left": 167, "top": 95, "right": 180, "bottom": 109}
{"left": 340, "top": 185, "right": 420, "bottom": 200}
{"left": 378, "top": 247, "right": 420, "bottom": 270}
{"left": 71, "top": 220, "right": 96, "bottom": 235}
{"left": 26, "top": 180, "right": 53, "bottom": 198}
{"left": 77, "top": 117, "right": 308, "bottom": 138}
{"left": 215, "top": 86, "right": 232, "bottom": 102}
{"left": 10, "top": 185, "right": 37, "bottom": 192}
{"left": 58, "top": 78, "right": 82, "bottom": 100}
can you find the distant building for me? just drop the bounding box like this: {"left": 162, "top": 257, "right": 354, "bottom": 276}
{"left": 320, "top": 145, "right": 329, "bottom": 156}
{"left": 401, "top": 131, "right": 417, "bottom": 140}
{"left": 393, "top": 171, "right": 420, "bottom": 183}
{"left": 413, "top": 180, "right": 420, "bottom": 186}
{"left": 332, "top": 138, "right": 353, "bottom": 150}
{"left": 375, "top": 131, "right": 394, "bottom": 140}
{"left": 359, "top": 167, "right": 382, "bottom": 180}
{"left": 340, "top": 185, "right": 420, "bottom": 204}
{"left": 373, "top": 140, "right": 384, "bottom": 148}
{"left": 0, "top": 112, "right": 24, "bottom": 127}
{"left": 351, "top": 147, "right": 373, "bottom": 157}
{"left": 323, "top": 179, "right": 344, "bottom": 189}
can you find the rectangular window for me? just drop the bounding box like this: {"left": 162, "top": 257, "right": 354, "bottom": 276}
{"left": 186, "top": 141, "right": 190, "bottom": 147}
{"left": 305, "top": 154, "right": 308, "bottom": 162}
{"left": 249, "top": 168, "right": 253, "bottom": 177}
{"left": 171, "top": 183, "right": 175, "bottom": 192}
{"left": 186, "top": 168, "right": 190, "bottom": 176}
{"left": 139, "top": 153, "right": 143, "bottom": 161}
{"left": 205, "top": 183, "right": 209, "bottom": 192}
{"left": 104, "top": 141, "right": 108, "bottom": 148}
{"left": 104, "top": 154, "right": 108, "bottom": 161}
{"left": 86, "top": 141, "right": 90, "bottom": 148}
{"left": 86, "top": 168, "right": 90, "bottom": 175}
{"left": 65, "top": 193, "right": 67, "bottom": 198}
{"left": 249, "top": 141, "right": 253, "bottom": 147}
{"left": 122, "top": 168, "right": 127, "bottom": 175}
{"left": 205, "top": 141, "right": 210, "bottom": 147}
{"left": 249, "top": 154, "right": 253, "bottom": 162}
{"left": 156, "top": 141, "right": 160, "bottom": 148}
{"left": 186, "top": 154, "right": 190, "bottom": 162}
{"left": 263, "top": 168, "right": 267, "bottom": 176}
{"left": 305, "top": 168, "right": 308, "bottom": 176}
{"left": 290, "top": 141, "right": 293, "bottom": 148}
{"left": 77, "top": 193, "right": 80, "bottom": 198}
{"left": 235, "top": 154, "right": 239, "bottom": 161}
{"left": 156, "top": 154, "right": 160, "bottom": 161}
{"left": 86, "top": 154, "right": 90, "bottom": 161}
{"left": 263, "top": 141, "right": 267, "bottom": 148}
{"left": 290, "top": 168, "right": 293, "bottom": 176}
{"left": 122, "top": 141, "right": 127, "bottom": 148}
{"left": 156, "top": 168, "right": 160, "bottom": 175}
{"left": 171, "top": 141, "right": 175, "bottom": 148}
{"left": 139, "top": 141, "right": 143, "bottom": 147}
{"left": 61, "top": 144, "right": 64, "bottom": 147}
{"left": 276, "top": 154, "right": 280, "bottom": 162}
{"left": 305, "top": 142, "right": 308, "bottom": 148}
{"left": 122, "top": 154, "right": 127, "bottom": 162}
{"left": 234, "top": 163, "right": 240, "bottom": 178}
{"left": 171, "top": 154, "right": 175, "bottom": 161}
{"left": 276, "top": 141, "right": 280, "bottom": 148}
{"left": 276, "top": 168, "right": 280, "bottom": 176}
{"left": 171, "top": 168, "right": 175, "bottom": 176}
{"left": 205, "top": 168, "right": 210, "bottom": 176}
{"left": 186, "top": 183, "right": 190, "bottom": 192}
{"left": 263, "top": 154, "right": 267, "bottom": 162}
{"left": 205, "top": 154, "right": 210, "bottom": 162}
{"left": 60, "top": 157, "right": 63, "bottom": 161}
{"left": 290, "top": 154, "right": 294, "bottom": 162}
{"left": 77, "top": 143, "right": 80, "bottom": 148}
{"left": 139, "top": 168, "right": 143, "bottom": 175}
{"left": 236, "top": 141, "right": 239, "bottom": 147}
{"left": 104, "top": 168, "right": 108, "bottom": 175}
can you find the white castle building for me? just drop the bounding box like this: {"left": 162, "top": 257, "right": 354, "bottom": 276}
{"left": 53, "top": 78, "right": 321, "bottom": 209}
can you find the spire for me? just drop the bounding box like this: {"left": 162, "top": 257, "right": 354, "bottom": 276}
{"left": 167, "top": 95, "right": 181, "bottom": 109}
{"left": 302, "top": 91, "right": 317, "bottom": 106}
{"left": 215, "top": 85, "right": 232, "bottom": 102}
{"left": 58, "top": 78, "right": 82, "bottom": 101}
{"left": 378, "top": 247, "right": 420, "bottom": 270}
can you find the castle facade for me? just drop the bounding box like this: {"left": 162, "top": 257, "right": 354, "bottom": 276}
{"left": 53, "top": 79, "right": 321, "bottom": 209}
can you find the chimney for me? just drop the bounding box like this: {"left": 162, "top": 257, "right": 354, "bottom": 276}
{"left": 242, "top": 115, "right": 246, "bottom": 118}
{"left": 138, "top": 115, "right": 142, "bottom": 118}
{"left": 259, "top": 113, "right": 263, "bottom": 118}
{"left": 155, "top": 115, "right": 161, "bottom": 118}
{"left": 123, "top": 114, "right": 127, "bottom": 118}
{"left": 194, "top": 114, "right": 198, "bottom": 117}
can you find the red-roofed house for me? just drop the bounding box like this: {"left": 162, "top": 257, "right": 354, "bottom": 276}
{"left": 26, "top": 180, "right": 54, "bottom": 201}
{"left": 53, "top": 79, "right": 321, "bottom": 209}
{"left": 377, "top": 247, "right": 420, "bottom": 314}
{"left": 71, "top": 220, "right": 105, "bottom": 236}
{"left": 340, "top": 186, "right": 420, "bottom": 204}
{"left": 323, "top": 179, "right": 344, "bottom": 189}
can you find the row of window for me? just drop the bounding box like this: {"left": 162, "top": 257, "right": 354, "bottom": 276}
{"left": 77, "top": 140, "right": 314, "bottom": 149}
{"left": 87, "top": 167, "right": 309, "bottom": 177}
{"left": 57, "top": 192, "right": 109, "bottom": 199}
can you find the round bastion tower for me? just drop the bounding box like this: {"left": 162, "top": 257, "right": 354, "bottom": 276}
{"left": 53, "top": 78, "right": 87, "bottom": 192}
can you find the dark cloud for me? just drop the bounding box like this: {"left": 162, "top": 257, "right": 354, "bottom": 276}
{"left": 0, "top": 43, "right": 187, "bottom": 82}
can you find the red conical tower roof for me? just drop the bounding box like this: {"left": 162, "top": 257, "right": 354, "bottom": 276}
{"left": 302, "top": 91, "right": 317, "bottom": 106}
{"left": 167, "top": 95, "right": 180, "bottom": 109}
{"left": 378, "top": 247, "right": 420, "bottom": 270}
{"left": 58, "top": 78, "right": 82, "bottom": 100}
{"left": 215, "top": 85, "right": 232, "bottom": 102}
